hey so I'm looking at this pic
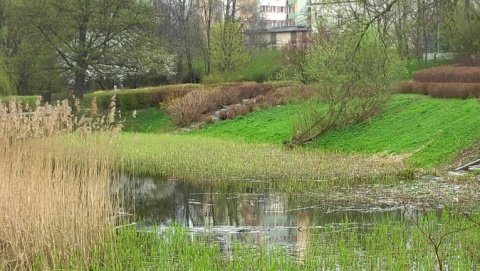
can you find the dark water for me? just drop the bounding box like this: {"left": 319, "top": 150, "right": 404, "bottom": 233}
{"left": 117, "top": 174, "right": 444, "bottom": 254}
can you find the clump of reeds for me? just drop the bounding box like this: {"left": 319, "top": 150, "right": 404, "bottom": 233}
{"left": 0, "top": 96, "right": 122, "bottom": 270}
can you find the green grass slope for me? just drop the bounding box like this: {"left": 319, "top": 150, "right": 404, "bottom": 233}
{"left": 192, "top": 103, "right": 300, "bottom": 144}
{"left": 310, "top": 95, "right": 480, "bottom": 167}
{"left": 191, "top": 94, "right": 480, "bottom": 168}
{"left": 122, "top": 108, "right": 173, "bottom": 133}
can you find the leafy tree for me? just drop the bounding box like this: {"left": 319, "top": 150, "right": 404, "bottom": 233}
{"left": 16, "top": 0, "right": 157, "bottom": 98}
{"left": 445, "top": 0, "right": 480, "bottom": 60}
{"left": 287, "top": 25, "right": 402, "bottom": 146}
{"left": 210, "top": 20, "right": 249, "bottom": 73}
{"left": 0, "top": 0, "right": 15, "bottom": 96}
{"left": 0, "top": 52, "right": 14, "bottom": 96}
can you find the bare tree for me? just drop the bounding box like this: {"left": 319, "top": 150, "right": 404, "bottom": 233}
{"left": 153, "top": 0, "right": 200, "bottom": 83}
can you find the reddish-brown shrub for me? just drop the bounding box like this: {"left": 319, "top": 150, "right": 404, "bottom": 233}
{"left": 411, "top": 82, "right": 428, "bottom": 95}
{"left": 413, "top": 66, "right": 480, "bottom": 83}
{"left": 397, "top": 81, "right": 414, "bottom": 93}
{"left": 166, "top": 83, "right": 315, "bottom": 127}
{"left": 167, "top": 90, "right": 214, "bottom": 126}
{"left": 225, "top": 104, "right": 249, "bottom": 119}
{"left": 427, "top": 83, "right": 480, "bottom": 99}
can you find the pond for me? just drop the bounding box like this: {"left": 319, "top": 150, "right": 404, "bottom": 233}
{"left": 115, "top": 174, "right": 478, "bottom": 261}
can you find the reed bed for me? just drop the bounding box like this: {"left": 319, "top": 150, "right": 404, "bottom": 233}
{"left": 117, "top": 133, "right": 407, "bottom": 186}
{"left": 0, "top": 97, "right": 122, "bottom": 270}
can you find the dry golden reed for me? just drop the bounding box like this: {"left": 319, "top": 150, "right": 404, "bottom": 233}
{"left": 0, "top": 97, "right": 122, "bottom": 270}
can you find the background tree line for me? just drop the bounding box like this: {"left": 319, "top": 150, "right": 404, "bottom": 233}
{"left": 0, "top": 0, "right": 255, "bottom": 99}
{"left": 1, "top": 0, "right": 480, "bottom": 100}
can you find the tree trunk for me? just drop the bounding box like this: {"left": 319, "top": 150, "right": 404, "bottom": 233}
{"left": 73, "top": 0, "right": 90, "bottom": 99}
{"left": 73, "top": 69, "right": 86, "bottom": 99}
{"left": 464, "top": 0, "right": 470, "bottom": 24}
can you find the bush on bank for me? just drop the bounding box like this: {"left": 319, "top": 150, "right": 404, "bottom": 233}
{"left": 398, "top": 66, "right": 480, "bottom": 98}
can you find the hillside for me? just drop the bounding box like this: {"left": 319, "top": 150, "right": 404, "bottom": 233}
{"left": 186, "top": 94, "right": 480, "bottom": 168}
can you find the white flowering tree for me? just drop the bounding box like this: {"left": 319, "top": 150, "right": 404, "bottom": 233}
{"left": 17, "top": 0, "right": 161, "bottom": 98}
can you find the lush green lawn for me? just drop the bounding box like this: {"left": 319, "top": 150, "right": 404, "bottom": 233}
{"left": 310, "top": 95, "right": 480, "bottom": 167}
{"left": 192, "top": 103, "right": 299, "bottom": 144}
{"left": 122, "top": 108, "right": 173, "bottom": 133}
{"left": 189, "top": 94, "right": 480, "bottom": 168}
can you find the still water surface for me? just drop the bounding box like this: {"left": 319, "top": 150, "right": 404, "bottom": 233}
{"left": 119, "top": 174, "right": 446, "bottom": 255}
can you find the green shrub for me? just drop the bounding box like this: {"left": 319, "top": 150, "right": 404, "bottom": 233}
{"left": 0, "top": 95, "right": 41, "bottom": 110}
{"left": 202, "top": 49, "right": 283, "bottom": 84}
{"left": 201, "top": 73, "right": 224, "bottom": 85}
{"left": 82, "top": 85, "right": 201, "bottom": 111}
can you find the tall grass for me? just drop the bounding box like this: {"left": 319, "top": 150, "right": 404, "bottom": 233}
{"left": 0, "top": 97, "right": 122, "bottom": 270}
{"left": 118, "top": 133, "right": 406, "bottom": 185}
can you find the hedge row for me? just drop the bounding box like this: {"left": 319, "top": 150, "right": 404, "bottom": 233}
{"left": 0, "top": 95, "right": 41, "bottom": 111}
{"left": 397, "top": 81, "right": 480, "bottom": 99}
{"left": 81, "top": 84, "right": 203, "bottom": 111}
{"left": 412, "top": 66, "right": 480, "bottom": 83}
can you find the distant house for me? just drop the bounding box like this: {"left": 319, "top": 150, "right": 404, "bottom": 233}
{"left": 258, "top": 0, "right": 311, "bottom": 29}
{"left": 244, "top": 25, "right": 311, "bottom": 48}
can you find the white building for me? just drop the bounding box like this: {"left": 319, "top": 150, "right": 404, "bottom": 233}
{"left": 259, "top": 0, "right": 289, "bottom": 28}
{"left": 258, "top": 0, "right": 311, "bottom": 28}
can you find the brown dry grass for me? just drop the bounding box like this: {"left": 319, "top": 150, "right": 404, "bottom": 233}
{"left": 0, "top": 97, "right": 122, "bottom": 270}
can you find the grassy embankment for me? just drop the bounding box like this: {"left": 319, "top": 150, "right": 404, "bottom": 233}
{"left": 125, "top": 94, "right": 480, "bottom": 170}
{"left": 118, "top": 56, "right": 477, "bottom": 173}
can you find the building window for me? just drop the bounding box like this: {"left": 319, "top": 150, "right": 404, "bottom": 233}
{"left": 261, "top": 6, "right": 266, "bottom": 12}
{"left": 288, "top": 6, "right": 295, "bottom": 13}
{"left": 280, "top": 6, "right": 284, "bottom": 13}
{"left": 272, "top": 6, "right": 276, "bottom": 12}
{"left": 280, "top": 21, "right": 284, "bottom": 27}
